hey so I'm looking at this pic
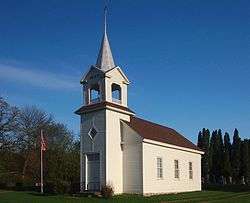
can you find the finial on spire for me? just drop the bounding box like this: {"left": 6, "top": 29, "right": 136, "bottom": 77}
{"left": 95, "top": 0, "right": 115, "bottom": 71}
{"left": 104, "top": 5, "right": 107, "bottom": 34}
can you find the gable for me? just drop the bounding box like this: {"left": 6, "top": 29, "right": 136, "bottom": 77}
{"left": 123, "top": 116, "right": 202, "bottom": 152}
{"left": 105, "top": 66, "right": 130, "bottom": 84}
{"left": 80, "top": 66, "right": 105, "bottom": 84}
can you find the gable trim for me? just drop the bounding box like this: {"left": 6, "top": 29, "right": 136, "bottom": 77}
{"left": 105, "top": 66, "right": 130, "bottom": 84}
{"left": 80, "top": 66, "right": 105, "bottom": 84}
{"left": 143, "top": 139, "right": 204, "bottom": 155}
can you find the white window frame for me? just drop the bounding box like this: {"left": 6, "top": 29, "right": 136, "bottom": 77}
{"left": 88, "top": 127, "right": 98, "bottom": 140}
{"left": 157, "top": 157, "right": 163, "bottom": 179}
{"left": 174, "top": 160, "right": 180, "bottom": 179}
{"left": 189, "top": 162, "right": 193, "bottom": 180}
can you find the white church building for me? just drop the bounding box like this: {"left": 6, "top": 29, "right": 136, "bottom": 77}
{"left": 75, "top": 11, "right": 204, "bottom": 195}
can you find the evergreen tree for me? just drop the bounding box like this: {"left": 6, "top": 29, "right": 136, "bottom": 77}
{"left": 231, "top": 128, "right": 241, "bottom": 184}
{"left": 240, "top": 140, "right": 249, "bottom": 184}
{"left": 223, "top": 132, "right": 232, "bottom": 184}
{"left": 224, "top": 132, "right": 232, "bottom": 158}
{"left": 217, "top": 129, "right": 224, "bottom": 182}
{"left": 210, "top": 130, "right": 224, "bottom": 183}
{"left": 203, "top": 129, "right": 210, "bottom": 184}
{"left": 209, "top": 130, "right": 217, "bottom": 183}
{"left": 197, "top": 128, "right": 210, "bottom": 184}
{"left": 197, "top": 131, "right": 202, "bottom": 149}
{"left": 248, "top": 140, "right": 250, "bottom": 185}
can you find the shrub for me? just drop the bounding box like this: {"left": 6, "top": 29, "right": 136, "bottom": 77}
{"left": 54, "top": 181, "right": 70, "bottom": 194}
{"left": 0, "top": 182, "right": 7, "bottom": 189}
{"left": 70, "top": 182, "right": 80, "bottom": 194}
{"left": 101, "top": 184, "right": 114, "bottom": 199}
{"left": 44, "top": 182, "right": 56, "bottom": 194}
{"left": 15, "top": 182, "right": 23, "bottom": 191}
{"left": 43, "top": 181, "right": 71, "bottom": 194}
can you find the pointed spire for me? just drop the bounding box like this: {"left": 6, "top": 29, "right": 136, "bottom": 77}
{"left": 96, "top": 6, "right": 115, "bottom": 71}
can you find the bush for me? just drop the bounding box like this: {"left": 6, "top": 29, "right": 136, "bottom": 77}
{"left": 44, "top": 182, "right": 56, "bottom": 194}
{"left": 13, "top": 182, "right": 37, "bottom": 192}
{"left": 15, "top": 182, "right": 23, "bottom": 191}
{"left": 70, "top": 182, "right": 80, "bottom": 194}
{"left": 203, "top": 184, "right": 250, "bottom": 192}
{"left": 101, "top": 184, "right": 114, "bottom": 199}
{"left": 44, "top": 181, "right": 71, "bottom": 194}
{"left": 54, "top": 181, "right": 70, "bottom": 194}
{"left": 0, "top": 182, "right": 7, "bottom": 189}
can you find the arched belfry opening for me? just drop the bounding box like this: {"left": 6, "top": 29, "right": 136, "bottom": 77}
{"left": 111, "top": 83, "right": 121, "bottom": 104}
{"left": 90, "top": 84, "right": 100, "bottom": 104}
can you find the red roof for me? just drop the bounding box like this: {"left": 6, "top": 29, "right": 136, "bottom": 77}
{"left": 123, "top": 116, "right": 201, "bottom": 151}
{"left": 75, "top": 101, "right": 135, "bottom": 115}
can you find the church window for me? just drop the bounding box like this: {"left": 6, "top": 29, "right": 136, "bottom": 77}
{"left": 111, "top": 83, "right": 121, "bottom": 104}
{"left": 189, "top": 162, "right": 193, "bottom": 179}
{"left": 90, "top": 84, "right": 100, "bottom": 104}
{"left": 174, "top": 160, "right": 180, "bottom": 179}
{"left": 157, "top": 157, "right": 163, "bottom": 179}
{"left": 88, "top": 127, "right": 97, "bottom": 140}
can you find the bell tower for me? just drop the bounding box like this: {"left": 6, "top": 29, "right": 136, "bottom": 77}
{"left": 80, "top": 7, "right": 129, "bottom": 107}
{"left": 76, "top": 6, "right": 134, "bottom": 194}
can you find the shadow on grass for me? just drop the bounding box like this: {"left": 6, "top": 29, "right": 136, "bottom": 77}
{"left": 27, "top": 192, "right": 104, "bottom": 199}
{"left": 204, "top": 184, "right": 250, "bottom": 193}
{"left": 27, "top": 192, "right": 58, "bottom": 197}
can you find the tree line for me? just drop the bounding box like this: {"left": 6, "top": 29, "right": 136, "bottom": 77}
{"left": 197, "top": 128, "right": 250, "bottom": 185}
{"left": 0, "top": 97, "right": 80, "bottom": 193}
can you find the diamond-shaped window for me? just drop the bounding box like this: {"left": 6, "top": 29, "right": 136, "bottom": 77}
{"left": 88, "top": 127, "right": 97, "bottom": 140}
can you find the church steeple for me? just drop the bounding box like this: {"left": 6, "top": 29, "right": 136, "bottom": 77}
{"left": 80, "top": 4, "right": 129, "bottom": 107}
{"left": 96, "top": 6, "right": 115, "bottom": 71}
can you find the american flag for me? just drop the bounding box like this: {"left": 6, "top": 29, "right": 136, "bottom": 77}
{"left": 41, "top": 131, "right": 46, "bottom": 151}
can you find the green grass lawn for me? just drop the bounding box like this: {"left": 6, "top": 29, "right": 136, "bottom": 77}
{"left": 1, "top": 189, "right": 250, "bottom": 203}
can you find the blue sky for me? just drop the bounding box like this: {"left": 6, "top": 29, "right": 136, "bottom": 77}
{"left": 0, "top": 0, "right": 249, "bottom": 142}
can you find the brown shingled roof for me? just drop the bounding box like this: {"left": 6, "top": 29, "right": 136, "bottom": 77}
{"left": 75, "top": 101, "right": 135, "bottom": 115}
{"left": 124, "top": 116, "right": 201, "bottom": 151}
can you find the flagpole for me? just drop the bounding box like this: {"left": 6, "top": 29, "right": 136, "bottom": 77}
{"left": 40, "top": 129, "right": 44, "bottom": 194}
